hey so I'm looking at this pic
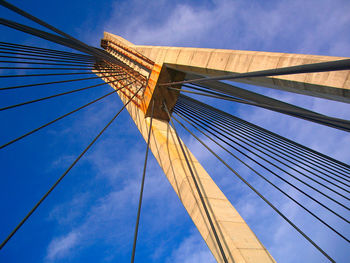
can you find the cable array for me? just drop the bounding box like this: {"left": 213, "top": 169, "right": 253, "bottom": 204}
{"left": 168, "top": 83, "right": 350, "bottom": 132}
{"left": 0, "top": 0, "right": 148, "bottom": 253}
{"left": 1, "top": 0, "right": 349, "bottom": 262}
{"left": 172, "top": 94, "right": 350, "bottom": 262}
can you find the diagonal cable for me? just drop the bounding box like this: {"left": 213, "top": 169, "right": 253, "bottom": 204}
{"left": 170, "top": 112, "right": 336, "bottom": 263}
{"left": 0, "top": 76, "right": 129, "bottom": 111}
{"left": 0, "top": 72, "right": 124, "bottom": 91}
{"left": 130, "top": 100, "right": 154, "bottom": 263}
{"left": 0, "top": 80, "right": 136, "bottom": 149}
{"left": 176, "top": 101, "right": 350, "bottom": 207}
{"left": 163, "top": 101, "right": 229, "bottom": 263}
{"left": 173, "top": 110, "right": 350, "bottom": 243}
{"left": 159, "top": 59, "right": 350, "bottom": 86}
{"left": 177, "top": 94, "right": 350, "bottom": 175}
{"left": 0, "top": 84, "right": 144, "bottom": 250}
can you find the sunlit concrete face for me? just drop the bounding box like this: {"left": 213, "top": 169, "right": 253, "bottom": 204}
{"left": 123, "top": 31, "right": 349, "bottom": 104}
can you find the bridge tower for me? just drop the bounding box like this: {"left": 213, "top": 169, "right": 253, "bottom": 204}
{"left": 97, "top": 32, "right": 350, "bottom": 262}
{"left": 0, "top": 1, "right": 349, "bottom": 260}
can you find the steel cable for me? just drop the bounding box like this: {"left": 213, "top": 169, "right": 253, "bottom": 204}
{"left": 177, "top": 94, "right": 350, "bottom": 175}
{"left": 176, "top": 98, "right": 350, "bottom": 187}
{"left": 0, "top": 41, "right": 95, "bottom": 60}
{"left": 163, "top": 101, "right": 229, "bottom": 263}
{"left": 0, "top": 72, "right": 124, "bottom": 91}
{"left": 0, "top": 80, "right": 136, "bottom": 149}
{"left": 130, "top": 100, "right": 154, "bottom": 263}
{"left": 159, "top": 59, "right": 350, "bottom": 86}
{"left": 175, "top": 104, "right": 350, "bottom": 224}
{"left": 175, "top": 101, "right": 350, "bottom": 205}
{"left": 0, "top": 75, "right": 129, "bottom": 111}
{"left": 0, "top": 84, "right": 144, "bottom": 250}
{"left": 170, "top": 112, "right": 336, "bottom": 262}
{"left": 173, "top": 111, "right": 350, "bottom": 243}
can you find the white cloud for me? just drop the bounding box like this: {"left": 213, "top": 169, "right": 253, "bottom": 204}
{"left": 102, "top": 0, "right": 350, "bottom": 55}
{"left": 116, "top": 2, "right": 232, "bottom": 46}
{"left": 165, "top": 231, "right": 216, "bottom": 263}
{"left": 45, "top": 231, "right": 79, "bottom": 262}
{"left": 103, "top": 0, "right": 235, "bottom": 47}
{"left": 46, "top": 0, "right": 350, "bottom": 262}
{"left": 45, "top": 136, "right": 191, "bottom": 261}
{"left": 47, "top": 192, "right": 90, "bottom": 226}
{"left": 232, "top": 87, "right": 350, "bottom": 262}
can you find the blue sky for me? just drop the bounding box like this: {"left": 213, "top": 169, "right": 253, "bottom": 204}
{"left": 0, "top": 0, "right": 350, "bottom": 262}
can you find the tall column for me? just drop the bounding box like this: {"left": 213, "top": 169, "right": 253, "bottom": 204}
{"left": 112, "top": 81, "right": 275, "bottom": 263}
{"left": 97, "top": 33, "right": 277, "bottom": 262}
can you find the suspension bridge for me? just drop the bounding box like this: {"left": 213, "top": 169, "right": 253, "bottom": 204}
{"left": 0, "top": 1, "right": 349, "bottom": 262}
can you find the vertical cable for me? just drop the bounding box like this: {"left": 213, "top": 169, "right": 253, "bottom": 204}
{"left": 130, "top": 100, "right": 155, "bottom": 263}
{"left": 163, "top": 101, "right": 228, "bottom": 263}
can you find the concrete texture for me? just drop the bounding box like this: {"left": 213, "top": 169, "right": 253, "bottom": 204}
{"left": 103, "top": 32, "right": 350, "bottom": 103}
{"left": 99, "top": 32, "right": 350, "bottom": 262}
{"left": 109, "top": 82, "right": 275, "bottom": 263}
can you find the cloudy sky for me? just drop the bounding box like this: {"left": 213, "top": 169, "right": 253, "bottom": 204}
{"left": 0, "top": 0, "right": 349, "bottom": 262}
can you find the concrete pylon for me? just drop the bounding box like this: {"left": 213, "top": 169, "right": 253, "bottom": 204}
{"left": 106, "top": 32, "right": 348, "bottom": 103}
{"left": 97, "top": 32, "right": 349, "bottom": 262}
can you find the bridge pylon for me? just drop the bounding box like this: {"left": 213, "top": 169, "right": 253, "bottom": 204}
{"left": 97, "top": 32, "right": 349, "bottom": 262}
